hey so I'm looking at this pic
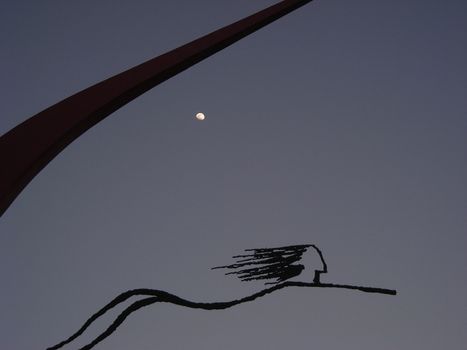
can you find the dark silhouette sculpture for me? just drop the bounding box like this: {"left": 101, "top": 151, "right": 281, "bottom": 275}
{"left": 212, "top": 244, "right": 327, "bottom": 284}
{"left": 1, "top": 2, "right": 398, "bottom": 350}
{"left": 0, "top": 0, "right": 315, "bottom": 218}
{"left": 47, "top": 244, "right": 396, "bottom": 350}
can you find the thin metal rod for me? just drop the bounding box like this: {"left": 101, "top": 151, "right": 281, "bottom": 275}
{"left": 48, "top": 281, "right": 397, "bottom": 350}
{"left": 0, "top": 0, "right": 314, "bottom": 217}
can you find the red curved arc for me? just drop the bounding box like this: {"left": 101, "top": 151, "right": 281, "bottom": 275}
{"left": 0, "top": 0, "right": 314, "bottom": 217}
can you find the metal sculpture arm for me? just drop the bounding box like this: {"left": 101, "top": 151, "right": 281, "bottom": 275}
{"left": 47, "top": 244, "right": 397, "bottom": 350}
{"left": 48, "top": 282, "right": 397, "bottom": 350}
{"left": 0, "top": 0, "right": 314, "bottom": 217}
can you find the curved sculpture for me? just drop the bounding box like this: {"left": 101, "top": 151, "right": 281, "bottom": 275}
{"left": 50, "top": 282, "right": 396, "bottom": 350}
{"left": 47, "top": 244, "right": 397, "bottom": 350}
{"left": 61, "top": 283, "right": 396, "bottom": 350}
{"left": 0, "top": 0, "right": 314, "bottom": 217}
{"left": 212, "top": 244, "right": 328, "bottom": 284}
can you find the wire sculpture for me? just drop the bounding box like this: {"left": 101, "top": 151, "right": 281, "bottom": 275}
{"left": 0, "top": 2, "right": 398, "bottom": 350}
{"left": 47, "top": 244, "right": 396, "bottom": 350}
{"left": 212, "top": 244, "right": 327, "bottom": 284}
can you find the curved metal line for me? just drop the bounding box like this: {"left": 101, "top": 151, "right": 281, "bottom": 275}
{"left": 49, "top": 282, "right": 397, "bottom": 350}
{"left": 0, "top": 0, "right": 314, "bottom": 217}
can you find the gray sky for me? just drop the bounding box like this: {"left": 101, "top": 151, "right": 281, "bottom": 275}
{"left": 1, "top": 0, "right": 466, "bottom": 349}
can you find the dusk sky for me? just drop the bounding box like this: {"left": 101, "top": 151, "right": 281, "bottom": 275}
{"left": 1, "top": 0, "right": 466, "bottom": 349}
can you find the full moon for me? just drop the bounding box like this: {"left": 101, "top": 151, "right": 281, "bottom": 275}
{"left": 195, "top": 112, "right": 205, "bottom": 121}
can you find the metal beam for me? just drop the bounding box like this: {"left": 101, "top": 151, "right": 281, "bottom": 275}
{"left": 0, "top": 0, "right": 314, "bottom": 217}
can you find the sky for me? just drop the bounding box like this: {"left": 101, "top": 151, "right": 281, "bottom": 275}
{"left": 1, "top": 0, "right": 466, "bottom": 349}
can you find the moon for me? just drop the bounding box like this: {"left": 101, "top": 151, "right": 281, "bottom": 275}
{"left": 195, "top": 112, "right": 205, "bottom": 121}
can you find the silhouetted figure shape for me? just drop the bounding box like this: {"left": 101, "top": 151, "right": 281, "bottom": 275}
{"left": 48, "top": 242, "right": 395, "bottom": 350}
{"left": 212, "top": 244, "right": 328, "bottom": 285}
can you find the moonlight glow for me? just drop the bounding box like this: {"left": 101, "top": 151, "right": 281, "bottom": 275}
{"left": 195, "top": 112, "right": 205, "bottom": 121}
